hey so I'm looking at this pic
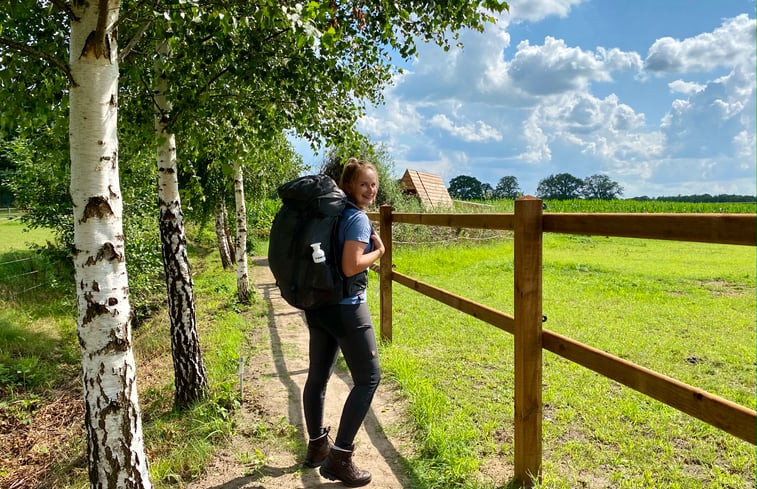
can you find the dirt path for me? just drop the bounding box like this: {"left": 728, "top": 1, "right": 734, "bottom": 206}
{"left": 186, "top": 257, "right": 414, "bottom": 489}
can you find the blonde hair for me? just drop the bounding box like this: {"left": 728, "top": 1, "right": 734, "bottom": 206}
{"left": 339, "top": 157, "right": 377, "bottom": 189}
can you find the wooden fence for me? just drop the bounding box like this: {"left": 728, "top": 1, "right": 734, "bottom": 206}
{"left": 367, "top": 198, "right": 756, "bottom": 488}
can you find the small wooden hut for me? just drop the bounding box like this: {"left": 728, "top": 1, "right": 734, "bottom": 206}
{"left": 399, "top": 169, "right": 453, "bottom": 209}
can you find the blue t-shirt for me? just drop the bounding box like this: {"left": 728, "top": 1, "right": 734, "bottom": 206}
{"left": 337, "top": 205, "right": 373, "bottom": 304}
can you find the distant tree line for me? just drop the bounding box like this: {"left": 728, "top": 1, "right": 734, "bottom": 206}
{"left": 630, "top": 194, "right": 755, "bottom": 203}
{"left": 447, "top": 172, "right": 755, "bottom": 202}
{"left": 447, "top": 172, "right": 624, "bottom": 200}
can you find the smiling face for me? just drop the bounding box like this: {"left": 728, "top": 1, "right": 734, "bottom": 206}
{"left": 343, "top": 167, "right": 379, "bottom": 209}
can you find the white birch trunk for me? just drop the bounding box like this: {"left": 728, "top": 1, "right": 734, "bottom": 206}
{"left": 154, "top": 39, "right": 209, "bottom": 409}
{"left": 233, "top": 161, "right": 250, "bottom": 303}
{"left": 215, "top": 197, "right": 233, "bottom": 269}
{"left": 69, "top": 2, "right": 151, "bottom": 487}
{"left": 225, "top": 201, "right": 236, "bottom": 264}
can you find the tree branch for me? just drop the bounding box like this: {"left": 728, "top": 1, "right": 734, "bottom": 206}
{"left": 0, "top": 37, "right": 76, "bottom": 87}
{"left": 94, "top": 0, "right": 111, "bottom": 58}
{"left": 50, "top": 0, "right": 79, "bottom": 21}
{"left": 140, "top": 73, "right": 163, "bottom": 119}
{"left": 111, "top": 0, "right": 158, "bottom": 32}
{"left": 200, "top": 66, "right": 232, "bottom": 97}
{"left": 263, "top": 27, "right": 290, "bottom": 44}
{"left": 168, "top": 65, "right": 231, "bottom": 124}
{"left": 119, "top": 19, "right": 152, "bottom": 62}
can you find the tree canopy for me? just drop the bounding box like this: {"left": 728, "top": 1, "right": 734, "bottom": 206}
{"left": 536, "top": 173, "right": 585, "bottom": 200}
{"left": 581, "top": 174, "right": 624, "bottom": 200}
{"left": 448, "top": 175, "right": 484, "bottom": 200}
{"left": 445, "top": 172, "right": 624, "bottom": 201}
{"left": 493, "top": 175, "right": 521, "bottom": 199}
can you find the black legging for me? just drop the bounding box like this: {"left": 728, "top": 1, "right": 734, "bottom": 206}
{"left": 303, "top": 302, "right": 381, "bottom": 449}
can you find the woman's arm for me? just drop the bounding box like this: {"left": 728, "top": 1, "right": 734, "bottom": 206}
{"left": 341, "top": 232, "right": 385, "bottom": 277}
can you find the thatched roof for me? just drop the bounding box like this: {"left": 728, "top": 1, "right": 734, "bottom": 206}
{"left": 399, "top": 169, "right": 453, "bottom": 209}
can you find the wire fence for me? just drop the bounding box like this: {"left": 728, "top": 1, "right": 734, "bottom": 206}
{"left": 0, "top": 256, "right": 42, "bottom": 297}
{"left": 0, "top": 207, "right": 22, "bottom": 222}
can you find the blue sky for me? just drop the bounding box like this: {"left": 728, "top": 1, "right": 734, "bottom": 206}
{"left": 295, "top": 0, "right": 756, "bottom": 198}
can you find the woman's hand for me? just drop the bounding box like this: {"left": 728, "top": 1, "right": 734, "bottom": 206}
{"left": 370, "top": 232, "right": 385, "bottom": 258}
{"left": 342, "top": 233, "right": 385, "bottom": 277}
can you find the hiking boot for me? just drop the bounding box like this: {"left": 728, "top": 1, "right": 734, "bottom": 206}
{"left": 303, "top": 427, "right": 332, "bottom": 468}
{"left": 319, "top": 445, "right": 372, "bottom": 487}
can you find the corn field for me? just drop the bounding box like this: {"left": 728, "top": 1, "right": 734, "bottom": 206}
{"left": 481, "top": 199, "right": 755, "bottom": 214}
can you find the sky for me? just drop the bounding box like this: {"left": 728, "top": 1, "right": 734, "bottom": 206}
{"left": 293, "top": 0, "right": 756, "bottom": 198}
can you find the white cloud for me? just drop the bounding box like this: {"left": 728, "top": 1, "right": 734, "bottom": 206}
{"left": 660, "top": 66, "right": 755, "bottom": 160}
{"left": 393, "top": 151, "right": 470, "bottom": 182}
{"left": 668, "top": 79, "right": 705, "bottom": 95}
{"left": 352, "top": 7, "right": 755, "bottom": 198}
{"left": 518, "top": 113, "right": 551, "bottom": 162}
{"left": 507, "top": 37, "right": 641, "bottom": 95}
{"left": 359, "top": 95, "right": 424, "bottom": 139}
{"left": 428, "top": 114, "right": 503, "bottom": 142}
{"left": 507, "top": 0, "right": 587, "bottom": 22}
{"left": 392, "top": 23, "right": 525, "bottom": 106}
{"left": 733, "top": 130, "right": 756, "bottom": 160}
{"left": 517, "top": 91, "right": 661, "bottom": 179}
{"left": 645, "top": 14, "right": 756, "bottom": 73}
{"left": 531, "top": 92, "right": 646, "bottom": 138}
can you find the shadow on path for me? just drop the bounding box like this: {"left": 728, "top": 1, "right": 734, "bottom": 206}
{"left": 251, "top": 256, "right": 415, "bottom": 488}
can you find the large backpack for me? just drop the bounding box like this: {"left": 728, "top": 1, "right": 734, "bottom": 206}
{"left": 268, "top": 174, "right": 353, "bottom": 310}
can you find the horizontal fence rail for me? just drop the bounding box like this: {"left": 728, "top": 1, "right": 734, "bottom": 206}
{"left": 374, "top": 203, "right": 756, "bottom": 487}
{"left": 392, "top": 270, "right": 515, "bottom": 334}
{"left": 0, "top": 207, "right": 21, "bottom": 220}
{"left": 390, "top": 212, "right": 514, "bottom": 230}
{"left": 543, "top": 213, "right": 756, "bottom": 246}
{"left": 0, "top": 257, "right": 34, "bottom": 267}
{"left": 386, "top": 269, "right": 756, "bottom": 445}
{"left": 541, "top": 330, "right": 756, "bottom": 444}
{"left": 369, "top": 211, "right": 757, "bottom": 246}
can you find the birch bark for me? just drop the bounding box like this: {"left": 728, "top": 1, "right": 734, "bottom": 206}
{"left": 233, "top": 161, "right": 250, "bottom": 303}
{"left": 215, "top": 197, "right": 233, "bottom": 269}
{"left": 69, "top": 1, "right": 151, "bottom": 487}
{"left": 154, "top": 39, "right": 209, "bottom": 409}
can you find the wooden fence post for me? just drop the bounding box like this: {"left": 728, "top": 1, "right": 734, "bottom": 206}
{"left": 514, "top": 196, "right": 543, "bottom": 487}
{"left": 379, "top": 205, "right": 393, "bottom": 342}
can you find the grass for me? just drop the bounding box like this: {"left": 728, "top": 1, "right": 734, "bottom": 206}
{"left": 134, "top": 246, "right": 264, "bottom": 488}
{"left": 0, "top": 221, "right": 75, "bottom": 396}
{"left": 2, "top": 208, "right": 755, "bottom": 488}
{"left": 0, "top": 218, "right": 54, "bottom": 252}
{"left": 0, "top": 220, "right": 270, "bottom": 488}
{"left": 371, "top": 232, "right": 755, "bottom": 488}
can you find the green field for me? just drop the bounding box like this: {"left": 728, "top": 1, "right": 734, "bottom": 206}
{"left": 1, "top": 210, "right": 755, "bottom": 488}
{"left": 469, "top": 199, "right": 756, "bottom": 214}
{"left": 0, "top": 218, "right": 53, "bottom": 253}
{"left": 371, "top": 231, "right": 756, "bottom": 488}
{"left": 0, "top": 222, "right": 262, "bottom": 488}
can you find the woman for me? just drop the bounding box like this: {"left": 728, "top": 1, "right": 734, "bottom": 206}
{"left": 302, "top": 158, "right": 385, "bottom": 487}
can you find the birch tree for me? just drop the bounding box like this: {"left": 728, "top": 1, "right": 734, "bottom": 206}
{"left": 154, "top": 38, "right": 209, "bottom": 408}
{"left": 215, "top": 196, "right": 234, "bottom": 269}
{"left": 232, "top": 159, "right": 250, "bottom": 303}
{"left": 69, "top": 1, "right": 152, "bottom": 487}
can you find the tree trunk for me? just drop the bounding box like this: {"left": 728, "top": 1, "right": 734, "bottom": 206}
{"left": 215, "top": 197, "right": 233, "bottom": 269}
{"left": 69, "top": 2, "right": 152, "bottom": 488}
{"left": 233, "top": 161, "right": 250, "bottom": 303}
{"left": 154, "top": 39, "right": 209, "bottom": 410}
{"left": 226, "top": 205, "right": 236, "bottom": 264}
